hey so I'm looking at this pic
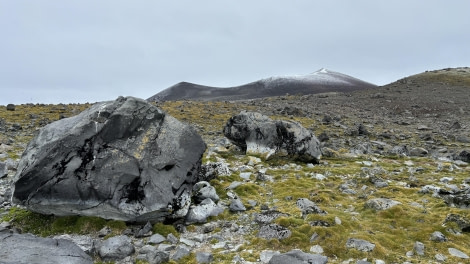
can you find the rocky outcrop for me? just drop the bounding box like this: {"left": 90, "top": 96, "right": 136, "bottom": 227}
{"left": 223, "top": 111, "right": 321, "bottom": 162}
{"left": 12, "top": 96, "right": 206, "bottom": 223}
{"left": 0, "top": 231, "right": 93, "bottom": 264}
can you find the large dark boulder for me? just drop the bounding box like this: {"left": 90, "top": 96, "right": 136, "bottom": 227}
{"left": 0, "top": 231, "right": 93, "bottom": 264}
{"left": 12, "top": 96, "right": 206, "bottom": 223}
{"left": 223, "top": 111, "right": 321, "bottom": 162}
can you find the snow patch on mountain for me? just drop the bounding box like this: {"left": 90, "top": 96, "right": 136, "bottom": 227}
{"left": 260, "top": 68, "right": 357, "bottom": 86}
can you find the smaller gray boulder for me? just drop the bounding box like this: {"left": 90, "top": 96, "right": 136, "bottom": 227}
{"left": 448, "top": 248, "right": 469, "bottom": 259}
{"left": 296, "top": 198, "right": 327, "bottom": 216}
{"left": 171, "top": 245, "right": 191, "bottom": 261}
{"left": 185, "top": 198, "right": 224, "bottom": 224}
{"left": 365, "top": 198, "right": 401, "bottom": 211}
{"left": 430, "top": 231, "right": 447, "bottom": 242}
{"left": 148, "top": 233, "right": 166, "bottom": 244}
{"left": 193, "top": 181, "right": 219, "bottom": 203}
{"left": 223, "top": 111, "right": 321, "bottom": 162}
{"left": 258, "top": 224, "right": 292, "bottom": 240}
{"left": 346, "top": 238, "right": 375, "bottom": 252}
{"left": 268, "top": 249, "right": 327, "bottom": 264}
{"left": 196, "top": 252, "right": 214, "bottom": 263}
{"left": 98, "top": 235, "right": 135, "bottom": 261}
{"left": 229, "top": 197, "right": 246, "bottom": 212}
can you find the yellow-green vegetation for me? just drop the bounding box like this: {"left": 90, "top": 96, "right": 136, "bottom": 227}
{"left": 152, "top": 222, "right": 178, "bottom": 237}
{"left": 1, "top": 207, "right": 126, "bottom": 237}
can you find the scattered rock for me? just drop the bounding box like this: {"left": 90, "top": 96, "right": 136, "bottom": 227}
{"left": 229, "top": 197, "right": 246, "bottom": 212}
{"left": 409, "top": 147, "right": 428, "bottom": 157}
{"left": 310, "top": 245, "right": 324, "bottom": 254}
{"left": 296, "top": 198, "right": 327, "bottom": 216}
{"left": 148, "top": 233, "right": 166, "bottom": 244}
{"left": 193, "top": 181, "right": 220, "bottom": 203}
{"left": 98, "top": 235, "right": 135, "bottom": 261}
{"left": 6, "top": 104, "right": 15, "bottom": 111}
{"left": 444, "top": 213, "right": 470, "bottom": 232}
{"left": 223, "top": 111, "right": 321, "bottom": 162}
{"left": 413, "top": 241, "right": 425, "bottom": 256}
{"left": 185, "top": 198, "right": 224, "bottom": 224}
{"left": 448, "top": 248, "right": 469, "bottom": 259}
{"left": 0, "top": 232, "right": 93, "bottom": 264}
{"left": 435, "top": 253, "right": 447, "bottom": 262}
{"left": 198, "top": 161, "right": 231, "bottom": 181}
{"left": 430, "top": 231, "right": 447, "bottom": 242}
{"left": 268, "top": 249, "right": 327, "bottom": 264}
{"left": 53, "top": 234, "right": 96, "bottom": 254}
{"left": 254, "top": 210, "right": 289, "bottom": 224}
{"left": 258, "top": 224, "right": 292, "bottom": 240}
{"left": 135, "top": 221, "right": 153, "bottom": 238}
{"left": 345, "top": 238, "right": 375, "bottom": 252}
{"left": 170, "top": 245, "right": 191, "bottom": 261}
{"left": 12, "top": 96, "right": 206, "bottom": 223}
{"left": 196, "top": 251, "right": 214, "bottom": 263}
{"left": 365, "top": 198, "right": 401, "bottom": 211}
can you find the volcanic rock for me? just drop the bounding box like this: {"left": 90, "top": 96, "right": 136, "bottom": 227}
{"left": 268, "top": 249, "right": 327, "bottom": 264}
{"left": 0, "top": 231, "right": 93, "bottom": 264}
{"left": 12, "top": 96, "right": 206, "bottom": 222}
{"left": 223, "top": 111, "right": 321, "bottom": 162}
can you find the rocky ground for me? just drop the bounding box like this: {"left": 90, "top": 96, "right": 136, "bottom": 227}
{"left": 1, "top": 67, "right": 470, "bottom": 263}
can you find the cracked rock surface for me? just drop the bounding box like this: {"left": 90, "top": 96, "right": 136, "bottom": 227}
{"left": 11, "top": 96, "right": 206, "bottom": 222}
{"left": 0, "top": 231, "right": 93, "bottom": 264}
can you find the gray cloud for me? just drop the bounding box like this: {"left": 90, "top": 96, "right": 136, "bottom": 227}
{"left": 1, "top": 0, "right": 469, "bottom": 104}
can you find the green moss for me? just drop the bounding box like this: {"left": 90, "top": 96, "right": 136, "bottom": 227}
{"left": 2, "top": 208, "right": 126, "bottom": 237}
{"left": 152, "top": 222, "right": 178, "bottom": 237}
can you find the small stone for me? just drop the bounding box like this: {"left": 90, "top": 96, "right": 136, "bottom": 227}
{"left": 135, "top": 221, "right": 153, "bottom": 238}
{"left": 240, "top": 172, "right": 252, "bottom": 180}
{"left": 260, "top": 250, "right": 280, "bottom": 263}
{"left": 310, "top": 232, "right": 319, "bottom": 242}
{"left": 310, "top": 245, "right": 324, "bottom": 254}
{"left": 430, "top": 231, "right": 447, "bottom": 242}
{"left": 196, "top": 252, "right": 213, "bottom": 264}
{"left": 346, "top": 238, "right": 375, "bottom": 252}
{"left": 435, "top": 253, "right": 447, "bottom": 262}
{"left": 229, "top": 197, "right": 246, "bottom": 212}
{"left": 148, "top": 234, "right": 166, "bottom": 244}
{"left": 170, "top": 245, "right": 190, "bottom": 261}
{"left": 98, "top": 226, "right": 111, "bottom": 237}
{"left": 335, "top": 216, "right": 342, "bottom": 225}
{"left": 167, "top": 233, "right": 178, "bottom": 244}
{"left": 6, "top": 104, "right": 15, "bottom": 111}
{"left": 296, "top": 198, "right": 327, "bottom": 216}
{"left": 365, "top": 198, "right": 401, "bottom": 211}
{"left": 413, "top": 241, "right": 425, "bottom": 256}
{"left": 448, "top": 248, "right": 469, "bottom": 259}
{"left": 98, "top": 235, "right": 135, "bottom": 261}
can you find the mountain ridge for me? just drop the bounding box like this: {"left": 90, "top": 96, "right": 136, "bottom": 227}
{"left": 147, "top": 68, "right": 377, "bottom": 102}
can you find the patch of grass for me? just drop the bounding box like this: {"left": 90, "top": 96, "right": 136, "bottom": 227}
{"left": 152, "top": 222, "right": 178, "bottom": 237}
{"left": 2, "top": 208, "right": 127, "bottom": 237}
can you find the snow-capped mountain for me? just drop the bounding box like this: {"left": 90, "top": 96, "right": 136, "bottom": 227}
{"left": 147, "top": 68, "right": 376, "bottom": 102}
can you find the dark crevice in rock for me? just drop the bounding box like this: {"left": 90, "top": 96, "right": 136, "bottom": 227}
{"left": 122, "top": 177, "right": 145, "bottom": 203}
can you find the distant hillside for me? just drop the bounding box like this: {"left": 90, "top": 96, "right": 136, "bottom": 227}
{"left": 147, "top": 68, "right": 377, "bottom": 102}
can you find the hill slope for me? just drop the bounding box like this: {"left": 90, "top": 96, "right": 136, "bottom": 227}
{"left": 147, "top": 68, "right": 376, "bottom": 102}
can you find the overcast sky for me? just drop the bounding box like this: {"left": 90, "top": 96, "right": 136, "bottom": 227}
{"left": 1, "top": 1, "right": 469, "bottom": 105}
